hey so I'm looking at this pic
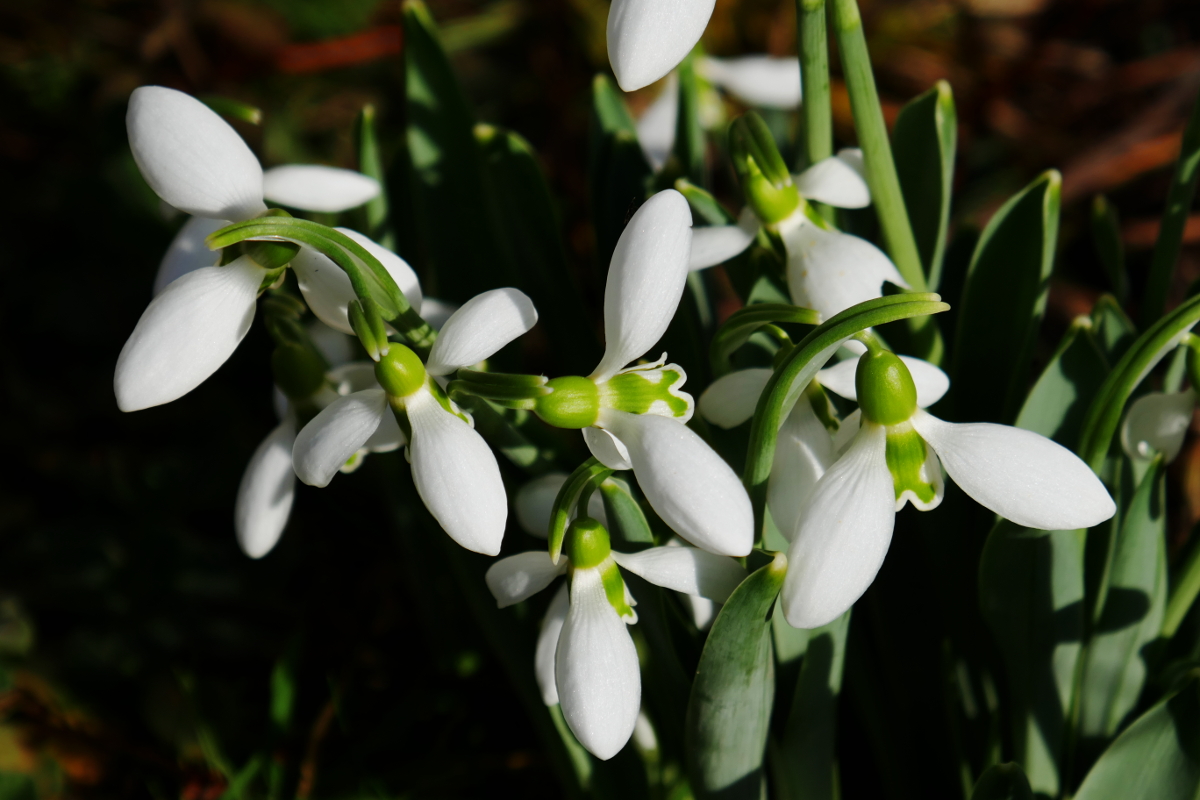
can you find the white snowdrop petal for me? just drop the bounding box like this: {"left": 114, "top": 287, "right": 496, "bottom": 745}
{"left": 606, "top": 0, "right": 715, "bottom": 91}
{"left": 556, "top": 568, "right": 641, "bottom": 760}
{"left": 767, "top": 397, "right": 835, "bottom": 540}
{"left": 698, "top": 368, "right": 772, "bottom": 429}
{"left": 689, "top": 225, "right": 756, "bottom": 271}
{"left": 335, "top": 228, "right": 423, "bottom": 310}
{"left": 262, "top": 165, "right": 380, "bottom": 213}
{"left": 306, "top": 321, "right": 356, "bottom": 368}
{"left": 601, "top": 411, "right": 754, "bottom": 556}
{"left": 1120, "top": 390, "right": 1195, "bottom": 463}
{"left": 795, "top": 154, "right": 871, "bottom": 208}
{"left": 127, "top": 86, "right": 265, "bottom": 220}
{"left": 782, "top": 423, "right": 896, "bottom": 629}
{"left": 636, "top": 73, "right": 678, "bottom": 171}
{"left": 612, "top": 547, "right": 745, "bottom": 601}
{"left": 783, "top": 222, "right": 908, "bottom": 320}
{"left": 235, "top": 421, "right": 297, "bottom": 559}
{"left": 153, "top": 216, "right": 226, "bottom": 295}
{"left": 697, "top": 55, "right": 802, "bottom": 109}
{"left": 406, "top": 390, "right": 508, "bottom": 555}
{"left": 816, "top": 355, "right": 949, "bottom": 408}
{"left": 292, "top": 389, "right": 388, "bottom": 487}
{"left": 593, "top": 190, "right": 693, "bottom": 380}
{"left": 115, "top": 255, "right": 265, "bottom": 411}
{"left": 833, "top": 408, "right": 861, "bottom": 455}
{"left": 584, "top": 426, "right": 634, "bottom": 470}
{"left": 683, "top": 595, "right": 717, "bottom": 630}
{"left": 426, "top": 288, "right": 538, "bottom": 376}
{"left": 291, "top": 247, "right": 358, "bottom": 335}
{"left": 911, "top": 411, "right": 1116, "bottom": 530}
{"left": 420, "top": 298, "right": 458, "bottom": 332}
{"left": 536, "top": 583, "right": 570, "bottom": 705}
{"left": 485, "top": 551, "right": 567, "bottom": 607}
{"left": 363, "top": 408, "right": 405, "bottom": 453}
{"left": 516, "top": 473, "right": 606, "bottom": 537}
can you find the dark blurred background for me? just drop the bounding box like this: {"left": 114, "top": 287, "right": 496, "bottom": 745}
{"left": 2, "top": 0, "right": 1200, "bottom": 796}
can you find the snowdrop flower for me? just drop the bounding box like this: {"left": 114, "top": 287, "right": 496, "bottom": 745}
{"left": 607, "top": 0, "right": 715, "bottom": 91}
{"left": 634, "top": 56, "right": 800, "bottom": 170}
{"left": 118, "top": 86, "right": 383, "bottom": 412}
{"left": 698, "top": 354, "right": 948, "bottom": 537}
{"left": 780, "top": 346, "right": 1116, "bottom": 629}
{"left": 531, "top": 190, "right": 754, "bottom": 557}
{"left": 515, "top": 473, "right": 607, "bottom": 538}
{"left": 237, "top": 357, "right": 402, "bottom": 560}
{"left": 1120, "top": 389, "right": 1195, "bottom": 463}
{"left": 486, "top": 517, "right": 745, "bottom": 758}
{"left": 290, "top": 288, "right": 537, "bottom": 555}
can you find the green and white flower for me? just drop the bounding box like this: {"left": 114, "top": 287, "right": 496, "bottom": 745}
{"left": 1120, "top": 389, "right": 1196, "bottom": 463}
{"left": 486, "top": 518, "right": 744, "bottom": 759}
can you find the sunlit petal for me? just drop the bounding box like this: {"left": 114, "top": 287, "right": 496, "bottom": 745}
{"left": 292, "top": 389, "right": 388, "bottom": 488}
{"left": 426, "top": 288, "right": 538, "bottom": 376}
{"left": 607, "top": 0, "right": 715, "bottom": 91}
{"left": 262, "top": 165, "right": 380, "bottom": 213}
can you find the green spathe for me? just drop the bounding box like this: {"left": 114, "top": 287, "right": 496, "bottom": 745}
{"left": 856, "top": 349, "right": 918, "bottom": 425}
{"left": 375, "top": 345, "right": 427, "bottom": 398}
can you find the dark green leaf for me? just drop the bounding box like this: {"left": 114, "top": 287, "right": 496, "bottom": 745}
{"left": 892, "top": 80, "right": 956, "bottom": 290}
{"left": 1090, "top": 295, "right": 1137, "bottom": 366}
{"left": 668, "top": 57, "right": 706, "bottom": 188}
{"left": 599, "top": 476, "right": 654, "bottom": 546}
{"left": 1091, "top": 196, "right": 1127, "bottom": 304}
{"left": 686, "top": 554, "right": 787, "bottom": 799}
{"left": 355, "top": 104, "right": 391, "bottom": 247}
{"left": 979, "top": 522, "right": 1084, "bottom": 797}
{"left": 952, "top": 170, "right": 1060, "bottom": 424}
{"left": 1073, "top": 676, "right": 1200, "bottom": 800}
{"left": 589, "top": 75, "right": 652, "bottom": 271}
{"left": 1078, "top": 457, "right": 1168, "bottom": 739}
{"left": 1014, "top": 317, "right": 1109, "bottom": 448}
{"left": 969, "top": 763, "right": 1032, "bottom": 800}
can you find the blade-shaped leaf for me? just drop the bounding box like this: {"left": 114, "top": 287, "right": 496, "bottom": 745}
{"left": 892, "top": 80, "right": 956, "bottom": 290}
{"left": 1077, "top": 456, "right": 1168, "bottom": 740}
{"left": 1014, "top": 317, "right": 1109, "bottom": 448}
{"left": 666, "top": 56, "right": 706, "bottom": 189}
{"left": 686, "top": 553, "right": 787, "bottom": 799}
{"left": 952, "top": 170, "right": 1061, "bottom": 424}
{"left": 599, "top": 476, "right": 655, "bottom": 546}
{"left": 1091, "top": 196, "right": 1127, "bottom": 304}
{"left": 1073, "top": 676, "right": 1200, "bottom": 800}
{"left": 771, "top": 610, "right": 850, "bottom": 800}
{"left": 970, "top": 763, "right": 1033, "bottom": 800}
{"left": 979, "top": 522, "right": 1084, "bottom": 798}
{"left": 1091, "top": 295, "right": 1137, "bottom": 366}
{"left": 589, "top": 76, "right": 652, "bottom": 271}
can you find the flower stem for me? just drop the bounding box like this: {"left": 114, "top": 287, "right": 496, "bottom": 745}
{"left": 1141, "top": 86, "right": 1200, "bottom": 329}
{"left": 797, "top": 0, "right": 831, "bottom": 171}
{"left": 828, "top": 0, "right": 926, "bottom": 293}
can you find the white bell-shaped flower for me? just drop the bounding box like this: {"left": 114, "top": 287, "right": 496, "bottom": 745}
{"left": 121, "top": 86, "right": 383, "bottom": 410}
{"left": 534, "top": 190, "right": 754, "bottom": 557}
{"left": 607, "top": 0, "right": 716, "bottom": 92}
{"left": 1120, "top": 389, "right": 1195, "bottom": 463}
{"left": 486, "top": 518, "right": 744, "bottom": 759}
{"left": 781, "top": 348, "right": 1115, "bottom": 629}
{"left": 291, "top": 288, "right": 537, "bottom": 555}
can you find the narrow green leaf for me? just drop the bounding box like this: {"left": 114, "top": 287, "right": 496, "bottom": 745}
{"left": 199, "top": 95, "right": 262, "bottom": 125}
{"left": 952, "top": 170, "right": 1061, "bottom": 424}
{"left": 1079, "top": 292, "right": 1200, "bottom": 469}
{"left": 1091, "top": 196, "right": 1127, "bottom": 304}
{"left": 355, "top": 104, "right": 391, "bottom": 247}
{"left": 969, "top": 763, "right": 1032, "bottom": 800}
{"left": 795, "top": 0, "right": 831, "bottom": 171}
{"left": 1090, "top": 295, "right": 1137, "bottom": 366}
{"left": 677, "top": 179, "right": 736, "bottom": 225}
{"left": 710, "top": 304, "right": 820, "bottom": 376}
{"left": 1165, "top": 529, "right": 1200, "bottom": 638}
{"left": 668, "top": 56, "right": 706, "bottom": 188}
{"left": 403, "top": 0, "right": 502, "bottom": 302}
{"left": 1140, "top": 87, "right": 1200, "bottom": 329}
{"left": 599, "top": 477, "right": 655, "bottom": 545}
{"left": 476, "top": 124, "right": 599, "bottom": 373}
{"left": 686, "top": 554, "right": 787, "bottom": 799}
{"left": 979, "top": 522, "right": 1084, "bottom": 798}
{"left": 589, "top": 75, "right": 652, "bottom": 271}
{"left": 1073, "top": 676, "right": 1200, "bottom": 800}
{"left": 1014, "top": 317, "right": 1109, "bottom": 447}
{"left": 1078, "top": 456, "right": 1168, "bottom": 740}
{"left": 892, "top": 80, "right": 956, "bottom": 290}
{"left": 772, "top": 610, "right": 850, "bottom": 800}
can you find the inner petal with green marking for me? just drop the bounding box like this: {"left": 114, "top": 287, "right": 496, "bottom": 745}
{"left": 598, "top": 361, "right": 694, "bottom": 421}
{"left": 885, "top": 422, "right": 943, "bottom": 511}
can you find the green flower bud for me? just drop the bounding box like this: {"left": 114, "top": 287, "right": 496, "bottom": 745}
{"left": 565, "top": 517, "right": 612, "bottom": 570}
{"left": 271, "top": 343, "right": 328, "bottom": 400}
{"left": 375, "top": 345, "right": 427, "bottom": 398}
{"left": 856, "top": 349, "right": 917, "bottom": 426}
{"left": 534, "top": 376, "right": 599, "bottom": 429}
{"left": 730, "top": 113, "right": 801, "bottom": 225}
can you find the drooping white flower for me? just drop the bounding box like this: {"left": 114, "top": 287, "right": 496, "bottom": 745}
{"left": 515, "top": 473, "right": 607, "bottom": 538}
{"left": 486, "top": 518, "right": 745, "bottom": 759}
{"left": 119, "top": 86, "right": 383, "bottom": 411}
{"left": 1120, "top": 389, "right": 1195, "bottom": 463}
{"left": 291, "top": 288, "right": 537, "bottom": 555}
{"left": 607, "top": 0, "right": 716, "bottom": 92}
{"left": 781, "top": 348, "right": 1116, "bottom": 629}
{"left": 533, "top": 190, "right": 754, "bottom": 557}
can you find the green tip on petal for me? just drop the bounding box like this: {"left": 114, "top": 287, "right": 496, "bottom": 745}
{"left": 375, "top": 345, "right": 427, "bottom": 398}
{"left": 565, "top": 517, "right": 612, "bottom": 570}
{"left": 534, "top": 376, "right": 600, "bottom": 429}
{"left": 856, "top": 350, "right": 918, "bottom": 426}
